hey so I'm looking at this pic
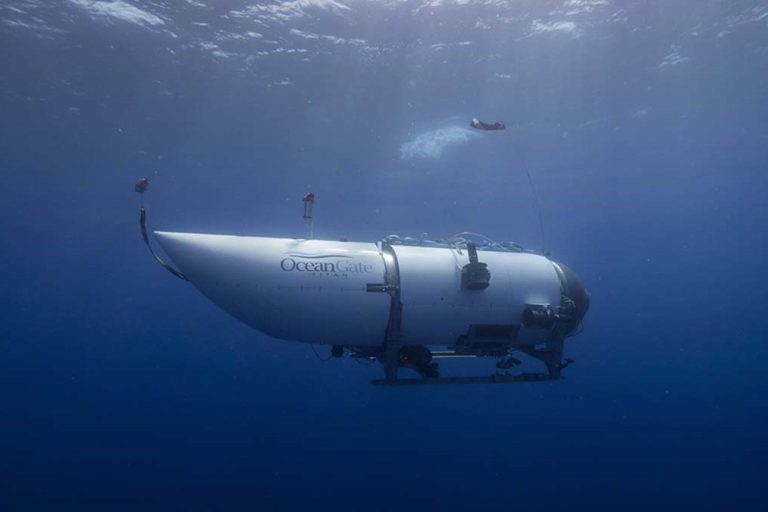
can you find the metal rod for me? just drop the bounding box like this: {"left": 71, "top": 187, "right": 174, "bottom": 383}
{"left": 371, "top": 373, "right": 559, "bottom": 386}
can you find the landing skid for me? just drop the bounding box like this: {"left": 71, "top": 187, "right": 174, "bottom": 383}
{"left": 372, "top": 372, "right": 557, "bottom": 387}
{"left": 344, "top": 339, "right": 573, "bottom": 386}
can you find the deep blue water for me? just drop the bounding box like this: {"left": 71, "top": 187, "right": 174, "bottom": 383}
{"left": 2, "top": 1, "right": 768, "bottom": 510}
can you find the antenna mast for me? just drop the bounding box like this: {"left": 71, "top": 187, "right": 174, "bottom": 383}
{"left": 302, "top": 192, "right": 315, "bottom": 239}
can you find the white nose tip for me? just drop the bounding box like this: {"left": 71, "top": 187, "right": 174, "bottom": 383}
{"left": 153, "top": 231, "right": 263, "bottom": 288}
{"left": 152, "top": 231, "right": 273, "bottom": 328}
{"left": 154, "top": 231, "right": 221, "bottom": 276}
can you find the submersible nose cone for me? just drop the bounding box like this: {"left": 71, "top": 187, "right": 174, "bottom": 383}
{"left": 154, "top": 231, "right": 205, "bottom": 279}
{"left": 153, "top": 231, "right": 251, "bottom": 287}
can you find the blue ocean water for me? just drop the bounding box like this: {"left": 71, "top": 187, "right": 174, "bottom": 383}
{"left": 1, "top": 1, "right": 767, "bottom": 510}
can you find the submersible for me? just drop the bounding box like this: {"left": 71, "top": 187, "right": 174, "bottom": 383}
{"left": 139, "top": 185, "right": 589, "bottom": 385}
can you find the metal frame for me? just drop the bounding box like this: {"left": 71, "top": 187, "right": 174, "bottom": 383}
{"left": 356, "top": 242, "right": 575, "bottom": 386}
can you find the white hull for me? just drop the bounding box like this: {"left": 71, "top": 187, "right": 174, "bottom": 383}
{"left": 155, "top": 232, "right": 567, "bottom": 349}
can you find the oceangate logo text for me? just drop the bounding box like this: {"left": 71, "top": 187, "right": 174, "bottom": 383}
{"left": 280, "top": 253, "right": 374, "bottom": 276}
